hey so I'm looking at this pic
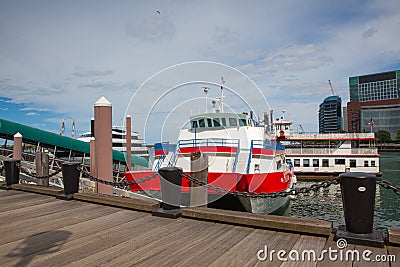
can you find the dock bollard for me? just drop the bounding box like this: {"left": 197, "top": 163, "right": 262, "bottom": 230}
{"left": 1, "top": 159, "right": 20, "bottom": 190}
{"left": 152, "top": 166, "right": 183, "bottom": 218}
{"left": 334, "top": 172, "right": 384, "bottom": 247}
{"left": 56, "top": 162, "right": 80, "bottom": 200}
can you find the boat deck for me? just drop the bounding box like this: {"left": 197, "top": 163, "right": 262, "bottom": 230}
{"left": 0, "top": 189, "right": 399, "bottom": 266}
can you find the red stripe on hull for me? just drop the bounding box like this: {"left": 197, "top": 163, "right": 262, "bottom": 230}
{"left": 251, "top": 149, "right": 284, "bottom": 155}
{"left": 124, "top": 171, "right": 290, "bottom": 195}
{"left": 179, "top": 146, "right": 237, "bottom": 154}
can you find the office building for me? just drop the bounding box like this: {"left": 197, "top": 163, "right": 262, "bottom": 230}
{"left": 347, "top": 70, "right": 400, "bottom": 138}
{"left": 319, "top": 95, "right": 342, "bottom": 133}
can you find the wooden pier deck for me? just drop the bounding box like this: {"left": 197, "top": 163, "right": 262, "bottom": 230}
{"left": 0, "top": 189, "right": 399, "bottom": 266}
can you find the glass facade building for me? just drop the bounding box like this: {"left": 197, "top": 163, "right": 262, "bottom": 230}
{"left": 319, "top": 95, "right": 342, "bottom": 133}
{"left": 360, "top": 104, "right": 400, "bottom": 137}
{"left": 347, "top": 70, "right": 400, "bottom": 139}
{"left": 349, "top": 70, "right": 400, "bottom": 102}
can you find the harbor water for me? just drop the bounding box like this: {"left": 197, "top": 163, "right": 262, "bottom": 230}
{"left": 287, "top": 152, "right": 400, "bottom": 229}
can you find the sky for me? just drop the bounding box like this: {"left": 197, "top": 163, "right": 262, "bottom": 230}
{"left": 0, "top": 0, "right": 399, "bottom": 143}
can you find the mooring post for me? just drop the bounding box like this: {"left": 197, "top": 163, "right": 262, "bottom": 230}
{"left": 57, "top": 162, "right": 81, "bottom": 200}
{"left": 90, "top": 137, "right": 96, "bottom": 191}
{"left": 126, "top": 115, "right": 132, "bottom": 171}
{"left": 12, "top": 132, "right": 22, "bottom": 160}
{"left": 1, "top": 159, "right": 21, "bottom": 190}
{"left": 190, "top": 151, "right": 208, "bottom": 207}
{"left": 35, "top": 151, "right": 49, "bottom": 187}
{"left": 334, "top": 172, "right": 384, "bottom": 247}
{"left": 94, "top": 96, "right": 113, "bottom": 195}
{"left": 152, "top": 166, "right": 183, "bottom": 218}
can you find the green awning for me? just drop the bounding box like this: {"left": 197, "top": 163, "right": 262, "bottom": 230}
{"left": 0, "top": 118, "right": 148, "bottom": 167}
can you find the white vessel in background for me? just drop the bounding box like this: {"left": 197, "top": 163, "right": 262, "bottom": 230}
{"left": 78, "top": 126, "right": 150, "bottom": 161}
{"left": 270, "top": 111, "right": 380, "bottom": 178}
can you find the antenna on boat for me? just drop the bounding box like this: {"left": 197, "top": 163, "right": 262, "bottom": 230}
{"left": 212, "top": 100, "right": 217, "bottom": 113}
{"left": 203, "top": 86, "right": 209, "bottom": 112}
{"left": 220, "top": 77, "right": 225, "bottom": 112}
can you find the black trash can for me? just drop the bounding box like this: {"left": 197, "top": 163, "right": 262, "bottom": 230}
{"left": 61, "top": 162, "right": 80, "bottom": 195}
{"left": 4, "top": 159, "right": 21, "bottom": 186}
{"left": 158, "top": 167, "right": 182, "bottom": 210}
{"left": 339, "top": 172, "right": 376, "bottom": 234}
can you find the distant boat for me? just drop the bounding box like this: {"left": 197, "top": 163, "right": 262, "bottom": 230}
{"left": 270, "top": 112, "right": 380, "bottom": 178}
{"left": 78, "top": 126, "right": 150, "bottom": 161}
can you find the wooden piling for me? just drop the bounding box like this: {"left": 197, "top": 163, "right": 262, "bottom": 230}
{"left": 94, "top": 96, "right": 113, "bottom": 195}
{"left": 126, "top": 115, "right": 132, "bottom": 171}
{"left": 35, "top": 151, "right": 49, "bottom": 187}
{"left": 12, "top": 132, "right": 22, "bottom": 160}
{"left": 190, "top": 151, "right": 208, "bottom": 207}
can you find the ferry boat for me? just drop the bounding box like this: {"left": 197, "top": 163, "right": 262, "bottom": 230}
{"left": 78, "top": 126, "right": 150, "bottom": 161}
{"left": 270, "top": 112, "right": 380, "bottom": 178}
{"left": 125, "top": 85, "right": 295, "bottom": 214}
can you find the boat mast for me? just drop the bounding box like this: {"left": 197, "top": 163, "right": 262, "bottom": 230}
{"left": 203, "top": 86, "right": 209, "bottom": 112}
{"left": 220, "top": 77, "right": 225, "bottom": 112}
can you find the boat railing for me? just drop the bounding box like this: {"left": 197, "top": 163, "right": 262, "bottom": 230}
{"left": 166, "top": 145, "right": 179, "bottom": 167}
{"left": 154, "top": 154, "right": 166, "bottom": 171}
{"left": 178, "top": 138, "right": 240, "bottom": 149}
{"left": 288, "top": 132, "right": 375, "bottom": 140}
{"left": 232, "top": 142, "right": 240, "bottom": 173}
{"left": 176, "top": 138, "right": 241, "bottom": 172}
{"left": 285, "top": 147, "right": 379, "bottom": 155}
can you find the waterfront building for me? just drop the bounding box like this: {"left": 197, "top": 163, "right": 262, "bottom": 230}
{"left": 347, "top": 70, "right": 400, "bottom": 138}
{"left": 318, "top": 95, "right": 342, "bottom": 133}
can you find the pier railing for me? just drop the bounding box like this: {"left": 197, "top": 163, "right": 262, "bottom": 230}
{"left": 285, "top": 147, "right": 379, "bottom": 155}
{"left": 288, "top": 132, "right": 375, "bottom": 140}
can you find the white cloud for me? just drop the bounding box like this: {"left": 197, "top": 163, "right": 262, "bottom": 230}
{"left": 25, "top": 112, "right": 39, "bottom": 116}
{"left": 20, "top": 107, "right": 48, "bottom": 112}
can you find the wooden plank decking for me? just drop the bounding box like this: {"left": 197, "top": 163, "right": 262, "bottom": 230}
{"left": 0, "top": 189, "right": 398, "bottom": 266}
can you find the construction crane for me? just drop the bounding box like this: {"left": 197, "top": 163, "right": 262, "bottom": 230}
{"left": 328, "top": 80, "right": 336, "bottom": 96}
{"left": 298, "top": 123, "right": 304, "bottom": 134}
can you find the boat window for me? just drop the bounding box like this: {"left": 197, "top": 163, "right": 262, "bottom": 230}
{"left": 239, "top": 118, "right": 247, "bottom": 126}
{"left": 335, "top": 159, "right": 345, "bottom": 165}
{"left": 294, "top": 159, "right": 300, "bottom": 167}
{"left": 313, "top": 159, "right": 319, "bottom": 167}
{"left": 221, "top": 118, "right": 227, "bottom": 126}
{"left": 350, "top": 159, "right": 356, "bottom": 168}
{"left": 213, "top": 118, "right": 221, "bottom": 127}
{"left": 192, "top": 121, "right": 198, "bottom": 129}
{"left": 322, "top": 159, "right": 329, "bottom": 167}
{"left": 112, "top": 143, "right": 124, "bottom": 147}
{"left": 364, "top": 161, "right": 369, "bottom": 167}
{"left": 229, "top": 118, "right": 237, "bottom": 126}
{"left": 254, "top": 164, "right": 260, "bottom": 173}
{"left": 207, "top": 118, "right": 213, "bottom": 127}
{"left": 199, "top": 119, "right": 205, "bottom": 128}
{"left": 303, "top": 159, "right": 310, "bottom": 167}
{"left": 276, "top": 160, "right": 282, "bottom": 170}
{"left": 371, "top": 161, "right": 376, "bottom": 167}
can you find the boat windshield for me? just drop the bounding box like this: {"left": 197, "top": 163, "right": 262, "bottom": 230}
{"left": 190, "top": 113, "right": 248, "bottom": 130}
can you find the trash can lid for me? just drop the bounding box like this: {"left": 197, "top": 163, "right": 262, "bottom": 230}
{"left": 62, "top": 162, "right": 81, "bottom": 166}
{"left": 339, "top": 172, "right": 376, "bottom": 179}
{"left": 3, "top": 159, "right": 21, "bottom": 162}
{"left": 158, "top": 166, "right": 183, "bottom": 172}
